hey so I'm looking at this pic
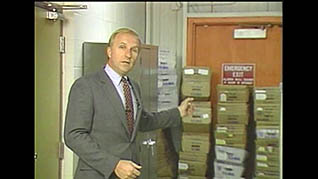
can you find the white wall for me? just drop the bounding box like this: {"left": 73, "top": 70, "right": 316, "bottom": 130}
{"left": 60, "top": 2, "right": 145, "bottom": 179}
{"left": 63, "top": 2, "right": 145, "bottom": 81}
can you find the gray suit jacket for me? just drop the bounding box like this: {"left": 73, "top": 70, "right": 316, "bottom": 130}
{"left": 64, "top": 69, "right": 181, "bottom": 179}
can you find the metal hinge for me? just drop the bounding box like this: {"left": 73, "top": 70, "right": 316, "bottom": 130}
{"left": 59, "top": 36, "right": 65, "bottom": 54}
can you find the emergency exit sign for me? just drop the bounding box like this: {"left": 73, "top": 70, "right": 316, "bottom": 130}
{"left": 222, "top": 63, "right": 255, "bottom": 86}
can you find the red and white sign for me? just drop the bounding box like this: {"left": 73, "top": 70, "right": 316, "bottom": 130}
{"left": 222, "top": 63, "right": 255, "bottom": 86}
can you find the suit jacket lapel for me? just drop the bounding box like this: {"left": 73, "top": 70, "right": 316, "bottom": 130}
{"left": 129, "top": 79, "right": 142, "bottom": 142}
{"left": 98, "top": 70, "right": 130, "bottom": 136}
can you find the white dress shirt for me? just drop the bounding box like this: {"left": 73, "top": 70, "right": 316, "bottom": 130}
{"left": 104, "top": 64, "right": 137, "bottom": 121}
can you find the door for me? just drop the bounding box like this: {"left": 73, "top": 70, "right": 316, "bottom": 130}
{"left": 35, "top": 6, "right": 62, "bottom": 179}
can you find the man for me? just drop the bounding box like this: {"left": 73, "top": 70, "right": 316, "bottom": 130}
{"left": 64, "top": 27, "right": 193, "bottom": 179}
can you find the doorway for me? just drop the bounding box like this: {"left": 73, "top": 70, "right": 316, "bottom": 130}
{"left": 35, "top": 5, "right": 63, "bottom": 179}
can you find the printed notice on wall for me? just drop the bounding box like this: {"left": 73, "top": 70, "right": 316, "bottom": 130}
{"left": 222, "top": 63, "right": 255, "bottom": 86}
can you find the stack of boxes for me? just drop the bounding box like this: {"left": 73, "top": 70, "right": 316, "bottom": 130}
{"left": 253, "top": 87, "right": 281, "bottom": 179}
{"left": 214, "top": 84, "right": 250, "bottom": 179}
{"left": 156, "top": 49, "right": 180, "bottom": 179}
{"left": 156, "top": 129, "right": 178, "bottom": 178}
{"left": 179, "top": 66, "right": 212, "bottom": 178}
{"left": 157, "top": 48, "right": 179, "bottom": 112}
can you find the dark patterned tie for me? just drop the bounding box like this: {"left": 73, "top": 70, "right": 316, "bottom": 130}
{"left": 121, "top": 77, "right": 134, "bottom": 137}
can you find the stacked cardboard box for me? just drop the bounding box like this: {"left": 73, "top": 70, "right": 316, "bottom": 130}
{"left": 217, "top": 85, "right": 250, "bottom": 103}
{"left": 217, "top": 103, "right": 249, "bottom": 125}
{"left": 215, "top": 124, "right": 247, "bottom": 149}
{"left": 179, "top": 133, "right": 210, "bottom": 178}
{"left": 253, "top": 87, "right": 281, "bottom": 179}
{"left": 182, "top": 101, "right": 212, "bottom": 133}
{"left": 181, "top": 66, "right": 211, "bottom": 101}
{"left": 214, "top": 84, "right": 250, "bottom": 179}
{"left": 179, "top": 66, "right": 212, "bottom": 179}
{"left": 156, "top": 129, "right": 178, "bottom": 178}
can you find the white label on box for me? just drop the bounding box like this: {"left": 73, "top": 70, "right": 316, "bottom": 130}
{"left": 220, "top": 107, "right": 226, "bottom": 111}
{"left": 256, "top": 154, "right": 267, "bottom": 161}
{"left": 217, "top": 129, "right": 227, "bottom": 133}
{"left": 215, "top": 146, "right": 247, "bottom": 164}
{"left": 178, "top": 162, "right": 189, "bottom": 170}
{"left": 256, "top": 107, "right": 263, "bottom": 111}
{"left": 258, "top": 132, "right": 275, "bottom": 139}
{"left": 198, "top": 69, "right": 209, "bottom": 75}
{"left": 214, "top": 160, "right": 245, "bottom": 178}
{"left": 257, "top": 162, "right": 268, "bottom": 167}
{"left": 256, "top": 93, "right": 267, "bottom": 100}
{"left": 216, "top": 139, "right": 226, "bottom": 145}
{"left": 257, "top": 146, "right": 266, "bottom": 152}
{"left": 158, "top": 81, "right": 163, "bottom": 88}
{"left": 220, "top": 94, "right": 227, "bottom": 102}
{"left": 218, "top": 151, "right": 228, "bottom": 160}
{"left": 202, "top": 114, "right": 209, "bottom": 118}
{"left": 267, "top": 146, "right": 274, "bottom": 152}
{"left": 184, "top": 69, "right": 194, "bottom": 75}
{"left": 255, "top": 90, "right": 266, "bottom": 93}
{"left": 217, "top": 127, "right": 228, "bottom": 130}
{"left": 257, "top": 129, "right": 279, "bottom": 139}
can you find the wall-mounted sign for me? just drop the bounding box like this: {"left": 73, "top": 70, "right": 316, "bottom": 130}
{"left": 222, "top": 63, "right": 255, "bottom": 86}
{"left": 234, "top": 28, "right": 267, "bottom": 39}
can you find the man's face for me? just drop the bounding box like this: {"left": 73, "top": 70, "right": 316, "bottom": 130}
{"left": 107, "top": 32, "right": 140, "bottom": 76}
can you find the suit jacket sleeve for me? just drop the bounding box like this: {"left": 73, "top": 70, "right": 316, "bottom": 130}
{"left": 64, "top": 77, "right": 120, "bottom": 178}
{"left": 132, "top": 79, "right": 181, "bottom": 132}
{"left": 138, "top": 107, "right": 181, "bottom": 132}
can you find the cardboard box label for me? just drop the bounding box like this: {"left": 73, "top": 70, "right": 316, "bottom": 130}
{"left": 256, "top": 154, "right": 268, "bottom": 161}
{"left": 257, "top": 162, "right": 268, "bottom": 167}
{"left": 215, "top": 146, "right": 247, "bottom": 164}
{"left": 216, "top": 139, "right": 226, "bottom": 145}
{"left": 198, "top": 69, "right": 209, "bottom": 75}
{"left": 256, "top": 129, "right": 280, "bottom": 139}
{"left": 214, "top": 160, "right": 244, "bottom": 178}
{"left": 184, "top": 69, "right": 194, "bottom": 75}
{"left": 256, "top": 93, "right": 267, "bottom": 100}
{"left": 178, "top": 162, "right": 189, "bottom": 170}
